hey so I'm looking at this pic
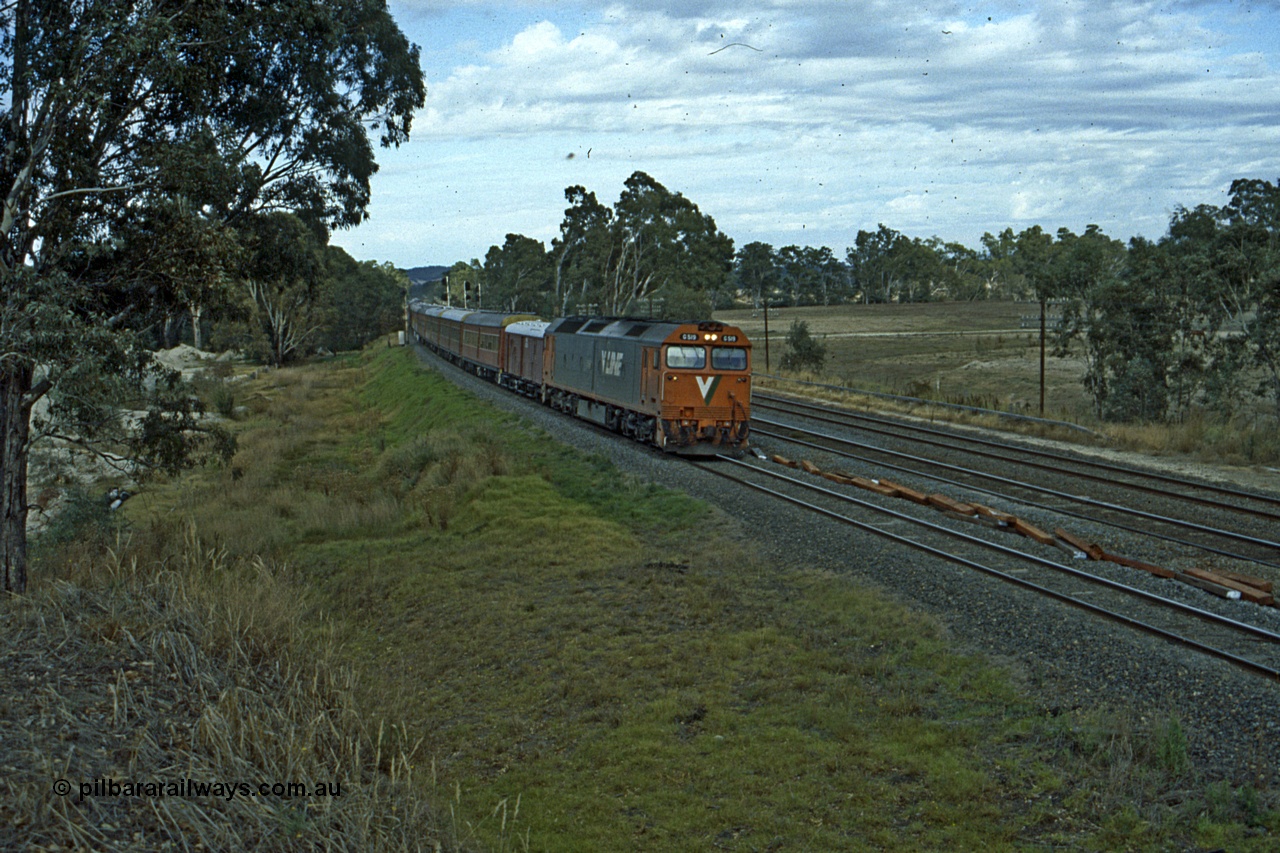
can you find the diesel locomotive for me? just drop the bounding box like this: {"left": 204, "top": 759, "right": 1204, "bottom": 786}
{"left": 407, "top": 302, "right": 752, "bottom": 455}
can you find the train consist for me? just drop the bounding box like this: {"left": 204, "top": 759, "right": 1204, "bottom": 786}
{"left": 407, "top": 302, "right": 752, "bottom": 455}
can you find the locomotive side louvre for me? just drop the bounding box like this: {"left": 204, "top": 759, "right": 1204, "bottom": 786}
{"left": 545, "top": 318, "right": 650, "bottom": 407}
{"left": 542, "top": 317, "right": 662, "bottom": 444}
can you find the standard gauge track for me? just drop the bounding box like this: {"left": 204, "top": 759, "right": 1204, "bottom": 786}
{"left": 752, "top": 392, "right": 1280, "bottom": 523}
{"left": 752, "top": 419, "right": 1280, "bottom": 570}
{"left": 694, "top": 454, "right": 1280, "bottom": 683}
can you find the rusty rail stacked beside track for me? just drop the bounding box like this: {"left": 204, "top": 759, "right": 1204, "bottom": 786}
{"left": 768, "top": 453, "right": 1277, "bottom": 608}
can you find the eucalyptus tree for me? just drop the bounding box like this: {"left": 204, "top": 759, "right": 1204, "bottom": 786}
{"left": 119, "top": 196, "right": 241, "bottom": 350}
{"left": 322, "top": 248, "right": 407, "bottom": 353}
{"left": 483, "top": 233, "right": 553, "bottom": 313}
{"left": 0, "top": 0, "right": 425, "bottom": 592}
{"left": 1046, "top": 225, "right": 1130, "bottom": 418}
{"left": 241, "top": 212, "right": 330, "bottom": 367}
{"left": 979, "top": 229, "right": 1025, "bottom": 300}
{"left": 777, "top": 245, "right": 844, "bottom": 306}
{"left": 931, "top": 238, "right": 987, "bottom": 301}
{"left": 1217, "top": 178, "right": 1280, "bottom": 417}
{"left": 847, "top": 224, "right": 903, "bottom": 303}
{"left": 1152, "top": 204, "right": 1230, "bottom": 418}
{"left": 891, "top": 237, "right": 944, "bottom": 303}
{"left": 733, "top": 241, "right": 780, "bottom": 309}
{"left": 551, "top": 185, "right": 614, "bottom": 313}
{"left": 553, "top": 172, "right": 733, "bottom": 317}
{"left": 606, "top": 171, "right": 733, "bottom": 316}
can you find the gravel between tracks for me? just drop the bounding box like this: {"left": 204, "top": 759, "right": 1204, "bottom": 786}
{"left": 411, "top": 345, "right": 1280, "bottom": 786}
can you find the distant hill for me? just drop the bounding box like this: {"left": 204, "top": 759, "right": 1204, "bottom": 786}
{"left": 403, "top": 265, "right": 448, "bottom": 285}
{"left": 403, "top": 266, "right": 447, "bottom": 304}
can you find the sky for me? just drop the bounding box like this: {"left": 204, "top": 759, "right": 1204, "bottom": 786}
{"left": 329, "top": 0, "right": 1280, "bottom": 269}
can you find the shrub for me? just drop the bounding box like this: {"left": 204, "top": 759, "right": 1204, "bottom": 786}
{"left": 780, "top": 320, "right": 827, "bottom": 373}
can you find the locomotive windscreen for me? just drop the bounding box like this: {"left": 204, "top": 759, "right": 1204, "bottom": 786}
{"left": 711, "top": 347, "right": 748, "bottom": 370}
{"left": 666, "top": 346, "right": 705, "bottom": 369}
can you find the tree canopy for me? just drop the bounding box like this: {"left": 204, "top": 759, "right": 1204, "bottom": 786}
{"left": 1, "top": 0, "right": 426, "bottom": 593}
{"left": 551, "top": 172, "right": 734, "bottom": 318}
{"left": 457, "top": 173, "right": 1280, "bottom": 428}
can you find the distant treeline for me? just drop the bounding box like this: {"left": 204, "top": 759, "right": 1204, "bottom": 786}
{"left": 443, "top": 173, "right": 1280, "bottom": 424}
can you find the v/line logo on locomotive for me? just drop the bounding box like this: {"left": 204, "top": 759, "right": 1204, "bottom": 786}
{"left": 601, "top": 350, "right": 623, "bottom": 377}
{"left": 695, "top": 375, "right": 721, "bottom": 406}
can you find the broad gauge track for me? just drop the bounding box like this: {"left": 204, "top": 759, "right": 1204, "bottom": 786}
{"left": 753, "top": 392, "right": 1280, "bottom": 521}
{"left": 752, "top": 419, "right": 1280, "bottom": 570}
{"left": 694, "top": 454, "right": 1280, "bottom": 683}
{"left": 752, "top": 394, "right": 1280, "bottom": 569}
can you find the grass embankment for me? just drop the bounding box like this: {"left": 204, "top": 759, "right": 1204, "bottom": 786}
{"left": 2, "top": 526, "right": 441, "bottom": 849}
{"left": 11, "top": 345, "right": 1276, "bottom": 850}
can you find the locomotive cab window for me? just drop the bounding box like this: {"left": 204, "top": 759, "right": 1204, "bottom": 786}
{"left": 665, "top": 345, "right": 705, "bottom": 369}
{"left": 711, "top": 347, "right": 748, "bottom": 371}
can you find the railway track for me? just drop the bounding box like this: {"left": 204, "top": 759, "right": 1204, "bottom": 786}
{"left": 694, "top": 453, "right": 1280, "bottom": 683}
{"left": 753, "top": 392, "right": 1280, "bottom": 519}
{"left": 751, "top": 393, "right": 1280, "bottom": 569}
{"left": 413, "top": 343, "right": 1280, "bottom": 775}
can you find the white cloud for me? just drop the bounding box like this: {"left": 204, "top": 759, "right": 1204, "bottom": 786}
{"left": 333, "top": 1, "right": 1280, "bottom": 266}
{"left": 422, "top": 1, "right": 1274, "bottom": 138}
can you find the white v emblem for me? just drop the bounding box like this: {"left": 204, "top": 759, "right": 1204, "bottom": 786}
{"left": 695, "top": 375, "right": 719, "bottom": 404}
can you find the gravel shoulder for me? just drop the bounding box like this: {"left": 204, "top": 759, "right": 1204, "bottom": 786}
{"left": 411, "top": 344, "right": 1280, "bottom": 786}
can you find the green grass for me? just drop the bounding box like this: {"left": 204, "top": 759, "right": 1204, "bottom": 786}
{"left": 111, "top": 345, "right": 1280, "bottom": 851}
{"left": 8, "top": 518, "right": 443, "bottom": 852}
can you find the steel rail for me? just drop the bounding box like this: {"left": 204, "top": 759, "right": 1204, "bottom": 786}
{"left": 698, "top": 455, "right": 1280, "bottom": 682}
{"left": 753, "top": 393, "right": 1280, "bottom": 519}
{"left": 718, "top": 455, "right": 1280, "bottom": 644}
{"left": 752, "top": 424, "right": 1280, "bottom": 571}
{"left": 753, "top": 415, "right": 1280, "bottom": 557}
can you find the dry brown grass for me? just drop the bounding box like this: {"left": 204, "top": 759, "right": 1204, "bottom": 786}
{"left": 0, "top": 525, "right": 453, "bottom": 852}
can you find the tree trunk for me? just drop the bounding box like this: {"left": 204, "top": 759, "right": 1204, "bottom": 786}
{"left": 1, "top": 362, "right": 33, "bottom": 594}
{"left": 191, "top": 302, "right": 203, "bottom": 351}
{"left": 162, "top": 313, "right": 179, "bottom": 349}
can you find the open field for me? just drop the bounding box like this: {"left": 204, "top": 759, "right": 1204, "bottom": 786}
{"left": 716, "top": 301, "right": 1089, "bottom": 417}
{"left": 8, "top": 345, "right": 1266, "bottom": 850}
{"left": 716, "top": 301, "right": 1280, "bottom": 467}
